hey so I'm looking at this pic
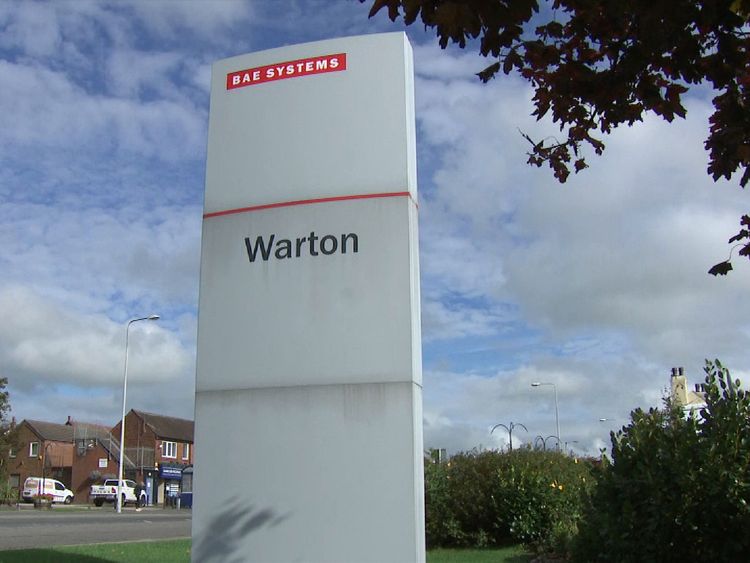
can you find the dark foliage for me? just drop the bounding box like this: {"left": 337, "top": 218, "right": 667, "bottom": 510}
{"left": 574, "top": 360, "right": 750, "bottom": 562}
{"left": 363, "top": 0, "right": 750, "bottom": 273}
{"left": 0, "top": 377, "right": 16, "bottom": 482}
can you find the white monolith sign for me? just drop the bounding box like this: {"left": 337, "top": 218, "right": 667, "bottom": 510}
{"left": 192, "top": 33, "right": 424, "bottom": 562}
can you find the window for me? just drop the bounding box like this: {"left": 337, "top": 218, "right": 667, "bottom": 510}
{"left": 9, "top": 447, "right": 16, "bottom": 459}
{"left": 162, "top": 441, "right": 176, "bottom": 459}
{"left": 182, "top": 443, "right": 190, "bottom": 461}
{"left": 29, "top": 442, "right": 39, "bottom": 458}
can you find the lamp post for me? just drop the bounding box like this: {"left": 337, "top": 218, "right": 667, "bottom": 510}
{"left": 490, "top": 421, "right": 528, "bottom": 452}
{"left": 117, "top": 315, "right": 159, "bottom": 513}
{"left": 41, "top": 443, "right": 53, "bottom": 500}
{"left": 531, "top": 382, "right": 561, "bottom": 451}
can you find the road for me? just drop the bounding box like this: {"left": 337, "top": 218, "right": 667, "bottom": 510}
{"left": 0, "top": 506, "right": 191, "bottom": 550}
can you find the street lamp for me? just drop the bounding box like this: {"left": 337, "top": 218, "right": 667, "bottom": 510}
{"left": 531, "top": 382, "right": 561, "bottom": 451}
{"left": 117, "top": 315, "right": 159, "bottom": 513}
{"left": 490, "top": 421, "right": 528, "bottom": 452}
{"left": 41, "top": 443, "right": 53, "bottom": 498}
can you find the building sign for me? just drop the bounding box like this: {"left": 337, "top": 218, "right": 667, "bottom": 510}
{"left": 194, "top": 33, "right": 424, "bottom": 563}
{"left": 159, "top": 463, "right": 184, "bottom": 479}
{"left": 226, "top": 53, "right": 346, "bottom": 90}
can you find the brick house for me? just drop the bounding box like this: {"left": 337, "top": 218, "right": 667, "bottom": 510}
{"left": 111, "top": 409, "right": 194, "bottom": 506}
{"left": 3, "top": 410, "right": 194, "bottom": 505}
{"left": 5, "top": 419, "right": 74, "bottom": 499}
{"left": 69, "top": 420, "right": 131, "bottom": 504}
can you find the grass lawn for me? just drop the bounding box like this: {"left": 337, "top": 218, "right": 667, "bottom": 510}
{"left": 0, "top": 539, "right": 191, "bottom": 562}
{"left": 0, "top": 540, "right": 532, "bottom": 562}
{"left": 428, "top": 546, "right": 533, "bottom": 563}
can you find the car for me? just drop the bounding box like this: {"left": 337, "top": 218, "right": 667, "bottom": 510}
{"left": 21, "top": 477, "right": 74, "bottom": 504}
{"left": 90, "top": 479, "right": 146, "bottom": 507}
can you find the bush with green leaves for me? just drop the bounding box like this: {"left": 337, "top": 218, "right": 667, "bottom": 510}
{"left": 493, "top": 449, "right": 593, "bottom": 554}
{"left": 425, "top": 449, "right": 504, "bottom": 547}
{"left": 574, "top": 359, "right": 750, "bottom": 562}
{"left": 425, "top": 448, "right": 594, "bottom": 553}
{"left": 0, "top": 479, "right": 17, "bottom": 505}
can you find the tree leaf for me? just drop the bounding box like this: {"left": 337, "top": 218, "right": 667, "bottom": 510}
{"left": 708, "top": 261, "right": 733, "bottom": 276}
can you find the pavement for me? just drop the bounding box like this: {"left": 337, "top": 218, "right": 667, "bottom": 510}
{"left": 0, "top": 504, "right": 192, "bottom": 550}
{"left": 2, "top": 501, "right": 184, "bottom": 511}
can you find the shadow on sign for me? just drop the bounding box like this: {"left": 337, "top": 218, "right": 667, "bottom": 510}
{"left": 192, "top": 499, "right": 290, "bottom": 563}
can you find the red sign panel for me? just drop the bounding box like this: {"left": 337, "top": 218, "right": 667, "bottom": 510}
{"left": 227, "top": 53, "right": 347, "bottom": 90}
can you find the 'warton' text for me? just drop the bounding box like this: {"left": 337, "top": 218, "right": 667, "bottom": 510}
{"left": 244, "top": 232, "right": 359, "bottom": 262}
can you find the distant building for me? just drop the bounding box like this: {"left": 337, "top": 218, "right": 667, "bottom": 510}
{"left": 69, "top": 417, "right": 130, "bottom": 504}
{"left": 2, "top": 410, "right": 194, "bottom": 506}
{"left": 4, "top": 419, "right": 74, "bottom": 496}
{"left": 670, "top": 367, "right": 707, "bottom": 417}
{"left": 111, "top": 409, "right": 194, "bottom": 506}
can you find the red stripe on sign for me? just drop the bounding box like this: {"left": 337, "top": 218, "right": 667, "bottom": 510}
{"left": 203, "top": 191, "right": 414, "bottom": 219}
{"left": 227, "top": 53, "right": 347, "bottom": 90}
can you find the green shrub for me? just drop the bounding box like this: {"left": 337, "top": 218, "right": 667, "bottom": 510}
{"left": 574, "top": 360, "right": 750, "bottom": 562}
{"left": 0, "top": 479, "right": 18, "bottom": 505}
{"left": 424, "top": 455, "right": 465, "bottom": 547}
{"left": 425, "top": 448, "right": 593, "bottom": 554}
{"left": 493, "top": 449, "right": 594, "bottom": 554}
{"left": 425, "top": 450, "right": 508, "bottom": 547}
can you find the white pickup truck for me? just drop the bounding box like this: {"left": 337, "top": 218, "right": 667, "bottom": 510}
{"left": 89, "top": 479, "right": 145, "bottom": 507}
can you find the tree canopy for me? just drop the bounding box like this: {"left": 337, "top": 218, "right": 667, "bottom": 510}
{"left": 0, "top": 377, "right": 15, "bottom": 483}
{"left": 363, "top": 0, "right": 750, "bottom": 274}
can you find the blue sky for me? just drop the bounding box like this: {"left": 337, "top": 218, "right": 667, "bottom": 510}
{"left": 1, "top": 0, "right": 748, "bottom": 456}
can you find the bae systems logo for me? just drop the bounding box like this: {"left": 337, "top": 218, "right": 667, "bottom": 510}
{"left": 227, "top": 53, "right": 346, "bottom": 90}
{"left": 244, "top": 231, "right": 359, "bottom": 262}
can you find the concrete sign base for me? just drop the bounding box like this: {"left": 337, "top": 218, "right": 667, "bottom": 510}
{"left": 193, "top": 382, "right": 423, "bottom": 562}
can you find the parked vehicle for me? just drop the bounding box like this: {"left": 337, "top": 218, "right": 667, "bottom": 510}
{"left": 21, "top": 477, "right": 74, "bottom": 504}
{"left": 89, "top": 479, "right": 145, "bottom": 507}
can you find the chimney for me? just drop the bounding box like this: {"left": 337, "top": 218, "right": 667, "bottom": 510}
{"left": 670, "top": 366, "right": 688, "bottom": 407}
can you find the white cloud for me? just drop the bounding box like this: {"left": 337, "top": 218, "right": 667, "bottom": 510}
{"left": 106, "top": 49, "right": 184, "bottom": 98}
{"left": 0, "top": 60, "right": 206, "bottom": 161}
{"left": 0, "top": 1, "right": 62, "bottom": 57}
{"left": 421, "top": 298, "right": 510, "bottom": 342}
{"left": 0, "top": 201, "right": 202, "bottom": 313}
{"left": 414, "top": 43, "right": 492, "bottom": 81}
{"left": 0, "top": 286, "right": 189, "bottom": 388}
{"left": 413, "top": 42, "right": 749, "bottom": 429}
{"left": 422, "top": 356, "right": 672, "bottom": 455}
{"left": 125, "top": 0, "right": 254, "bottom": 42}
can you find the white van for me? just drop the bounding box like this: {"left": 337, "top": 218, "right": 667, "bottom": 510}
{"left": 21, "top": 477, "right": 74, "bottom": 504}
